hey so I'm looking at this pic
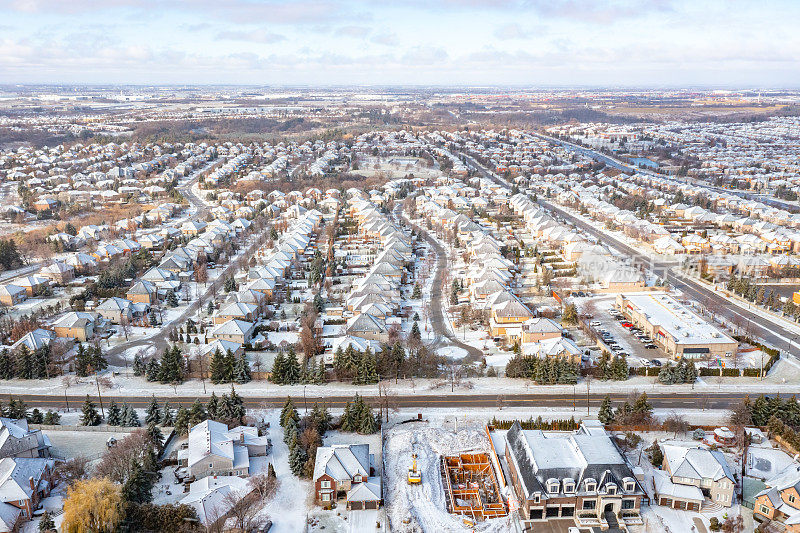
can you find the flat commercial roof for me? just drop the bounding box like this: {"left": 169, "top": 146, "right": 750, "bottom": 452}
{"left": 621, "top": 292, "right": 737, "bottom": 346}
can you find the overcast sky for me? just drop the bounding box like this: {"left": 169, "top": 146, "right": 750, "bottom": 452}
{"left": 1, "top": 0, "right": 798, "bottom": 87}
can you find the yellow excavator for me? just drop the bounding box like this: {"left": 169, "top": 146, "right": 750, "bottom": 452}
{"left": 407, "top": 453, "right": 421, "bottom": 484}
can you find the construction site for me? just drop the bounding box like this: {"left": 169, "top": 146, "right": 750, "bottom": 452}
{"left": 439, "top": 451, "right": 508, "bottom": 521}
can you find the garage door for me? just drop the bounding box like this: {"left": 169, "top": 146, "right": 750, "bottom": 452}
{"left": 660, "top": 498, "right": 672, "bottom": 507}
{"left": 365, "top": 501, "right": 378, "bottom": 510}
{"left": 350, "top": 501, "right": 363, "bottom": 510}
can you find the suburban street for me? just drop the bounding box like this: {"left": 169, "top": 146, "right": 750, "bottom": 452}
{"left": 396, "top": 206, "right": 484, "bottom": 361}
{"left": 458, "top": 144, "right": 800, "bottom": 358}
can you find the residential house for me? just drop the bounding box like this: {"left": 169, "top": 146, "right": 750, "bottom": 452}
{"left": 0, "top": 458, "right": 56, "bottom": 532}
{"left": 177, "top": 420, "right": 268, "bottom": 479}
{"left": 659, "top": 444, "right": 735, "bottom": 508}
{"left": 313, "top": 444, "right": 381, "bottom": 510}
{"left": 52, "top": 312, "right": 97, "bottom": 342}
{"left": 0, "top": 419, "right": 51, "bottom": 459}
{"left": 497, "top": 420, "right": 645, "bottom": 529}
{"left": 208, "top": 319, "right": 255, "bottom": 345}
{"left": 0, "top": 285, "right": 26, "bottom": 307}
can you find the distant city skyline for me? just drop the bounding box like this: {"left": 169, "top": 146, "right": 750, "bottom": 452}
{"left": 1, "top": 0, "right": 798, "bottom": 86}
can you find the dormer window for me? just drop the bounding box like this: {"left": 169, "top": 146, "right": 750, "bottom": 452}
{"left": 623, "top": 477, "right": 636, "bottom": 493}
{"left": 546, "top": 478, "right": 560, "bottom": 494}
{"left": 354, "top": 474, "right": 361, "bottom": 483}
{"left": 606, "top": 483, "right": 617, "bottom": 495}
{"left": 533, "top": 492, "right": 541, "bottom": 504}
{"left": 563, "top": 478, "right": 576, "bottom": 494}
{"left": 584, "top": 479, "right": 597, "bottom": 492}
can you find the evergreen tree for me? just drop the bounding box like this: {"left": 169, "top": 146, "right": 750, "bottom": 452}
{"left": 270, "top": 350, "right": 286, "bottom": 384}
{"left": 81, "top": 396, "right": 101, "bottom": 426}
{"left": 633, "top": 393, "right": 653, "bottom": 415}
{"left": 165, "top": 291, "right": 178, "bottom": 307}
{"left": 234, "top": 352, "right": 251, "bottom": 383}
{"left": 90, "top": 345, "right": 108, "bottom": 372}
{"left": 280, "top": 397, "right": 299, "bottom": 428}
{"left": 42, "top": 411, "right": 60, "bottom": 425}
{"left": 15, "top": 345, "right": 33, "bottom": 379}
{"left": 122, "top": 461, "right": 153, "bottom": 504}
{"left": 598, "top": 395, "right": 615, "bottom": 424}
{"left": 210, "top": 348, "right": 226, "bottom": 383}
{"left": 107, "top": 401, "right": 122, "bottom": 426}
{"left": 410, "top": 322, "right": 421, "bottom": 343}
{"left": 283, "top": 347, "right": 301, "bottom": 384}
{"left": 132, "top": 353, "right": 146, "bottom": 376}
{"left": 188, "top": 399, "right": 207, "bottom": 426}
{"left": 311, "top": 403, "right": 331, "bottom": 436}
{"left": 207, "top": 392, "right": 220, "bottom": 420}
{"left": 145, "top": 397, "right": 161, "bottom": 425}
{"left": 38, "top": 510, "right": 55, "bottom": 532}
{"left": 158, "top": 345, "right": 185, "bottom": 384}
{"left": 145, "top": 358, "right": 161, "bottom": 382}
{"left": 412, "top": 283, "right": 421, "bottom": 299}
{"left": 207, "top": 300, "right": 214, "bottom": 315}
{"left": 174, "top": 405, "right": 190, "bottom": 435}
{"left": 122, "top": 403, "right": 140, "bottom": 427}
{"left": 146, "top": 422, "right": 164, "bottom": 451}
{"left": 358, "top": 409, "right": 378, "bottom": 434}
{"left": 33, "top": 346, "right": 50, "bottom": 379}
{"left": 0, "top": 349, "right": 14, "bottom": 380}
{"left": 227, "top": 386, "right": 245, "bottom": 423}
{"left": 355, "top": 348, "right": 378, "bottom": 385}
{"left": 160, "top": 401, "right": 174, "bottom": 426}
{"left": 340, "top": 398, "right": 356, "bottom": 432}
{"left": 658, "top": 363, "right": 676, "bottom": 384}
{"left": 223, "top": 349, "right": 236, "bottom": 382}
{"left": 314, "top": 360, "right": 326, "bottom": 384}
{"left": 288, "top": 436, "right": 307, "bottom": 477}
{"left": 7, "top": 398, "right": 27, "bottom": 419}
{"left": 29, "top": 408, "right": 43, "bottom": 424}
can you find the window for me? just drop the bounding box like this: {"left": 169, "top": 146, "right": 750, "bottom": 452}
{"left": 624, "top": 482, "right": 635, "bottom": 493}
{"left": 209, "top": 463, "right": 213, "bottom": 469}
{"left": 585, "top": 480, "right": 596, "bottom": 492}
{"left": 760, "top": 505, "right": 771, "bottom": 515}
{"left": 322, "top": 494, "right": 330, "bottom": 502}
{"left": 790, "top": 495, "right": 796, "bottom": 503}
{"left": 583, "top": 500, "right": 596, "bottom": 510}
{"left": 606, "top": 484, "right": 617, "bottom": 495}
{"left": 533, "top": 493, "right": 541, "bottom": 504}
{"left": 622, "top": 499, "right": 635, "bottom": 510}
{"left": 354, "top": 475, "right": 361, "bottom": 483}
{"left": 321, "top": 480, "right": 331, "bottom": 489}
{"left": 564, "top": 483, "right": 575, "bottom": 494}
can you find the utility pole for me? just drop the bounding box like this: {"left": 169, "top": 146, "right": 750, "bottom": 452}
{"left": 95, "top": 372, "right": 105, "bottom": 419}
{"left": 586, "top": 376, "right": 591, "bottom": 416}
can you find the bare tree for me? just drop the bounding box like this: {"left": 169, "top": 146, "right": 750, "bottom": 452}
{"left": 53, "top": 456, "right": 91, "bottom": 487}
{"left": 248, "top": 472, "right": 278, "bottom": 501}
{"left": 221, "top": 491, "right": 265, "bottom": 532}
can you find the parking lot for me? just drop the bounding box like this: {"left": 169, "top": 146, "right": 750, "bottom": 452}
{"left": 586, "top": 302, "right": 667, "bottom": 367}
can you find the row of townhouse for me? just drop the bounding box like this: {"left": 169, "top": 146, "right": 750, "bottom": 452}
{"left": 333, "top": 195, "right": 413, "bottom": 354}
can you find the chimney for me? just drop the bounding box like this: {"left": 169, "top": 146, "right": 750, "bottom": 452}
{"left": 29, "top": 477, "right": 34, "bottom": 491}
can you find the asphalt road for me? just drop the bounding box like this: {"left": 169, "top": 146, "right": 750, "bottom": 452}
{"left": 543, "top": 199, "right": 800, "bottom": 357}
{"left": 15, "top": 391, "right": 756, "bottom": 410}
{"left": 105, "top": 160, "right": 264, "bottom": 364}
{"left": 458, "top": 141, "right": 800, "bottom": 357}
{"left": 396, "top": 206, "right": 484, "bottom": 361}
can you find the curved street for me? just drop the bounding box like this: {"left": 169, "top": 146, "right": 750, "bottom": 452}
{"left": 397, "top": 206, "right": 484, "bottom": 361}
